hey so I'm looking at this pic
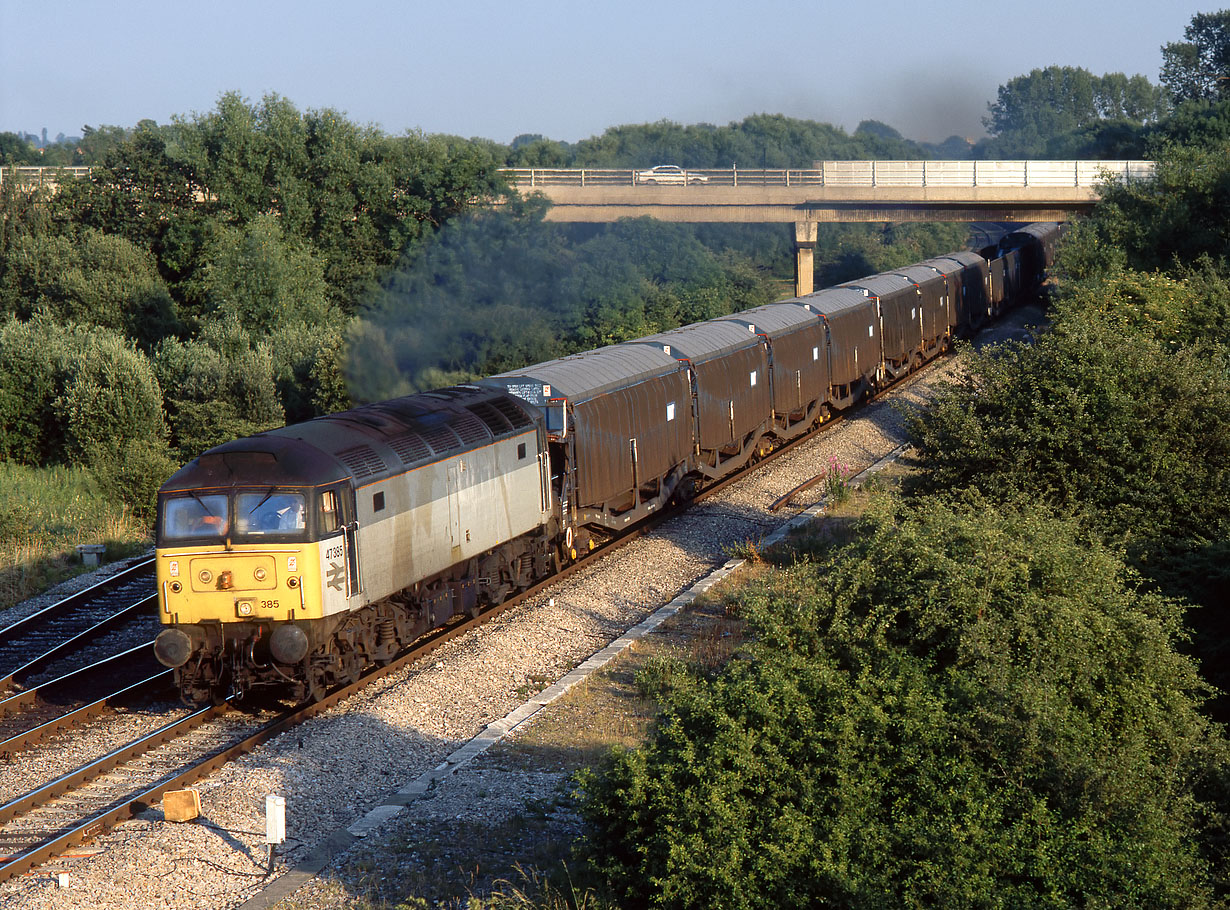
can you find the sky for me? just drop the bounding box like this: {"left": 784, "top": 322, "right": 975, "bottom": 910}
{"left": 0, "top": 0, "right": 1205, "bottom": 147}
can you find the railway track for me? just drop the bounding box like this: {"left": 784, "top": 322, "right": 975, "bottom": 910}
{"left": 0, "top": 647, "right": 171, "bottom": 758}
{"left": 0, "top": 558, "right": 157, "bottom": 694}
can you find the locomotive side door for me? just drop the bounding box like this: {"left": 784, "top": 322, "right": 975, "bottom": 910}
{"left": 317, "top": 484, "right": 361, "bottom": 613}
{"left": 341, "top": 484, "right": 361, "bottom": 597}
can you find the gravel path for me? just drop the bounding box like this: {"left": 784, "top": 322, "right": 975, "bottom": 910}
{"left": 0, "top": 305, "right": 1041, "bottom": 909}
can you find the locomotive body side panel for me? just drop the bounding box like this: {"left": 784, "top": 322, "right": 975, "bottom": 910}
{"left": 352, "top": 429, "right": 545, "bottom": 602}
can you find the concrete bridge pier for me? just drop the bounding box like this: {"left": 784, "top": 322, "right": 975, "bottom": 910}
{"left": 794, "top": 221, "right": 818, "bottom": 297}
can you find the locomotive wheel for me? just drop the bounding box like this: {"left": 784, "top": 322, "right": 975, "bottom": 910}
{"left": 305, "top": 668, "right": 328, "bottom": 704}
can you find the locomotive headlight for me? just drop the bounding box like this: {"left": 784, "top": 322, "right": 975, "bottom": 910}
{"left": 253, "top": 567, "right": 267, "bottom": 582}
{"left": 199, "top": 569, "right": 213, "bottom": 584}
{"left": 287, "top": 576, "right": 300, "bottom": 588}
{"left": 169, "top": 581, "right": 182, "bottom": 594}
{"left": 236, "top": 600, "right": 254, "bottom": 617}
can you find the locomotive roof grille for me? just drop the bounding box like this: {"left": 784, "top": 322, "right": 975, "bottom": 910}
{"left": 489, "top": 396, "right": 533, "bottom": 429}
{"left": 419, "top": 423, "right": 463, "bottom": 454}
{"left": 387, "top": 432, "right": 432, "bottom": 465}
{"left": 466, "top": 400, "right": 515, "bottom": 435}
{"left": 335, "top": 444, "right": 388, "bottom": 479}
{"left": 452, "top": 412, "right": 490, "bottom": 446}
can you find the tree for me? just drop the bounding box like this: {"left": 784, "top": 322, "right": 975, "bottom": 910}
{"left": 0, "top": 228, "right": 178, "bottom": 348}
{"left": 1161, "top": 10, "right": 1230, "bottom": 103}
{"left": 198, "top": 213, "right": 334, "bottom": 335}
{"left": 172, "top": 93, "right": 509, "bottom": 307}
{"left": 55, "top": 123, "right": 202, "bottom": 251}
{"left": 905, "top": 302, "right": 1230, "bottom": 558}
{"left": 983, "top": 66, "right": 1100, "bottom": 155}
{"left": 580, "top": 496, "right": 1227, "bottom": 909}
{"left": 0, "top": 132, "right": 39, "bottom": 165}
{"left": 154, "top": 315, "right": 285, "bottom": 459}
{"left": 1070, "top": 144, "right": 1230, "bottom": 270}
{"left": 0, "top": 316, "right": 169, "bottom": 470}
{"left": 981, "top": 66, "right": 1164, "bottom": 157}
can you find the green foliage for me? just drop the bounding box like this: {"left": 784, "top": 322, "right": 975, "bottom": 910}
{"left": 0, "top": 461, "right": 152, "bottom": 609}
{"left": 580, "top": 497, "right": 1225, "bottom": 909}
{"left": 1066, "top": 143, "right": 1230, "bottom": 271}
{"left": 154, "top": 315, "right": 285, "bottom": 459}
{"left": 979, "top": 66, "right": 1166, "bottom": 157}
{"left": 198, "top": 213, "right": 334, "bottom": 334}
{"left": 57, "top": 329, "right": 168, "bottom": 467}
{"left": 1052, "top": 262, "right": 1230, "bottom": 351}
{"left": 1162, "top": 10, "right": 1230, "bottom": 104}
{"left": 508, "top": 113, "right": 926, "bottom": 169}
{"left": 0, "top": 227, "right": 178, "bottom": 348}
{"left": 1150, "top": 96, "right": 1230, "bottom": 150}
{"left": 0, "top": 133, "right": 41, "bottom": 165}
{"left": 54, "top": 123, "right": 204, "bottom": 251}
{"left": 904, "top": 306, "right": 1230, "bottom": 557}
{"left": 0, "top": 317, "right": 168, "bottom": 469}
{"left": 349, "top": 202, "right": 780, "bottom": 399}
{"left": 266, "top": 319, "right": 350, "bottom": 423}
{"left": 172, "top": 92, "right": 508, "bottom": 305}
{"left": 88, "top": 437, "right": 180, "bottom": 523}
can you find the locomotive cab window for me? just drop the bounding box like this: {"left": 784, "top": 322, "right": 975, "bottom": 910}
{"left": 236, "top": 491, "right": 307, "bottom": 537}
{"left": 320, "top": 490, "right": 340, "bottom": 532}
{"left": 162, "top": 494, "right": 229, "bottom": 540}
{"left": 517, "top": 442, "right": 527, "bottom": 460}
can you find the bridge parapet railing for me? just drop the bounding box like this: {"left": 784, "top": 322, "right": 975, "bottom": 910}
{"left": 0, "top": 165, "right": 92, "bottom": 189}
{"left": 500, "top": 160, "right": 1155, "bottom": 189}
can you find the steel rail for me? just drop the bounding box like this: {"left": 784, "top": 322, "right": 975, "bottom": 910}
{"left": 0, "top": 556, "right": 154, "bottom": 641}
{"left": 0, "top": 652, "right": 170, "bottom": 757}
{"left": 0, "top": 311, "right": 1002, "bottom": 883}
{"left": 0, "top": 594, "right": 158, "bottom": 691}
{"left": 0, "top": 604, "right": 511, "bottom": 883}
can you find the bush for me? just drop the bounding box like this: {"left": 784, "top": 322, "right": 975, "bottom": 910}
{"left": 154, "top": 315, "right": 285, "bottom": 458}
{"left": 579, "top": 496, "right": 1226, "bottom": 909}
{"left": 55, "top": 329, "right": 168, "bottom": 466}
{"left": 0, "top": 316, "right": 167, "bottom": 470}
{"left": 904, "top": 308, "right": 1230, "bottom": 557}
{"left": 88, "top": 437, "right": 180, "bottom": 523}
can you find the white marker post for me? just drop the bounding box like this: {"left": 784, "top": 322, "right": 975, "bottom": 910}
{"left": 265, "top": 794, "right": 286, "bottom": 873}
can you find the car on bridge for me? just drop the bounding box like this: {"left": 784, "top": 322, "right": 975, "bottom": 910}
{"left": 634, "top": 165, "right": 708, "bottom": 185}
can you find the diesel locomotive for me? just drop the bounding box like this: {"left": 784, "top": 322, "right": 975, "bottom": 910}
{"left": 153, "top": 223, "right": 1061, "bottom": 704}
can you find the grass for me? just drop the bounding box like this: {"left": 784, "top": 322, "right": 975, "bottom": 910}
{"left": 0, "top": 461, "right": 152, "bottom": 610}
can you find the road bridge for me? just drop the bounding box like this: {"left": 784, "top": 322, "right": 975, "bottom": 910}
{"left": 501, "top": 160, "right": 1153, "bottom": 294}
{"left": 3, "top": 161, "right": 1153, "bottom": 297}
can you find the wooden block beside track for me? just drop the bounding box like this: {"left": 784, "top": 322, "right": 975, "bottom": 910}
{"left": 163, "top": 788, "right": 201, "bottom": 822}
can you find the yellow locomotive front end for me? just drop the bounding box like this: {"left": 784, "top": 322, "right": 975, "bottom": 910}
{"left": 153, "top": 443, "right": 359, "bottom": 704}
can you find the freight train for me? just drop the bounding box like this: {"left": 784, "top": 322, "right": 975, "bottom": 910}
{"left": 153, "top": 223, "right": 1061, "bottom": 704}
